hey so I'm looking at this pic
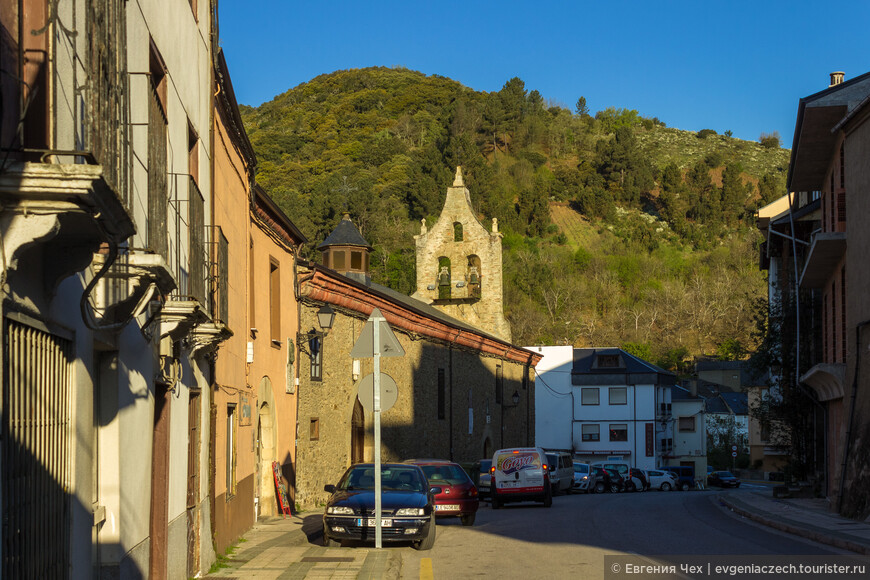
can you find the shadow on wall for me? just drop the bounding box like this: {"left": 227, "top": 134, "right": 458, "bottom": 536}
{"left": 380, "top": 343, "right": 531, "bottom": 465}
{"left": 2, "top": 425, "right": 147, "bottom": 577}
{"left": 841, "top": 418, "right": 870, "bottom": 520}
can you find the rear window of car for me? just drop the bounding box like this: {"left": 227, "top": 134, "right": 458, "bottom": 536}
{"left": 421, "top": 464, "right": 471, "bottom": 486}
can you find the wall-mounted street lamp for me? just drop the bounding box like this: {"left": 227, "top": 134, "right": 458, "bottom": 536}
{"left": 316, "top": 304, "right": 336, "bottom": 334}
{"left": 298, "top": 304, "right": 337, "bottom": 356}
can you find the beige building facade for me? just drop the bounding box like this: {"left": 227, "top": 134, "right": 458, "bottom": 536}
{"left": 211, "top": 51, "right": 306, "bottom": 553}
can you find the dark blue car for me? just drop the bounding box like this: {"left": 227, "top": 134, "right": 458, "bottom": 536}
{"left": 323, "top": 463, "right": 438, "bottom": 550}
{"left": 708, "top": 471, "right": 741, "bottom": 488}
{"left": 662, "top": 466, "right": 695, "bottom": 491}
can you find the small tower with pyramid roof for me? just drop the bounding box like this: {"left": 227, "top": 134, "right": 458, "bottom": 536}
{"left": 318, "top": 213, "right": 372, "bottom": 283}
{"left": 411, "top": 167, "right": 511, "bottom": 341}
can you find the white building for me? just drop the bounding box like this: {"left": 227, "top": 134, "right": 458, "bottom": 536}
{"left": 529, "top": 346, "right": 574, "bottom": 450}
{"left": 530, "top": 347, "right": 675, "bottom": 470}
{"left": 0, "top": 1, "right": 221, "bottom": 577}
{"left": 669, "top": 385, "right": 708, "bottom": 478}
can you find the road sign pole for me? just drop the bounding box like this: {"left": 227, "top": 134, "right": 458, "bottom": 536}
{"left": 373, "top": 315, "right": 382, "bottom": 549}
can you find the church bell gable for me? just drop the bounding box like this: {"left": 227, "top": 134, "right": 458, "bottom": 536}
{"left": 412, "top": 167, "right": 511, "bottom": 342}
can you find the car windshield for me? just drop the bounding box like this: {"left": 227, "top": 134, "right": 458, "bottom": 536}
{"left": 574, "top": 464, "right": 588, "bottom": 474}
{"left": 338, "top": 465, "right": 426, "bottom": 493}
{"left": 420, "top": 464, "right": 470, "bottom": 486}
{"left": 720, "top": 472, "right": 735, "bottom": 478}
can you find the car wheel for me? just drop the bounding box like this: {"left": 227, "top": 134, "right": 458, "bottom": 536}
{"left": 610, "top": 484, "right": 620, "bottom": 493}
{"left": 594, "top": 481, "right": 606, "bottom": 494}
{"left": 414, "top": 515, "right": 436, "bottom": 551}
{"left": 460, "top": 512, "right": 476, "bottom": 526}
{"left": 491, "top": 492, "right": 502, "bottom": 509}
{"left": 322, "top": 526, "right": 336, "bottom": 547}
{"left": 626, "top": 481, "right": 636, "bottom": 492}
{"left": 681, "top": 482, "right": 691, "bottom": 492}
{"left": 543, "top": 485, "right": 553, "bottom": 507}
{"left": 661, "top": 482, "right": 672, "bottom": 492}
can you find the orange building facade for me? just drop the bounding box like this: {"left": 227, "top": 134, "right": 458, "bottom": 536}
{"left": 211, "top": 50, "right": 306, "bottom": 552}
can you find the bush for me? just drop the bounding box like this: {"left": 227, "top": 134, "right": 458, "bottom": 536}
{"left": 704, "top": 151, "right": 724, "bottom": 168}
{"left": 759, "top": 131, "right": 781, "bottom": 149}
{"left": 697, "top": 129, "right": 717, "bottom": 139}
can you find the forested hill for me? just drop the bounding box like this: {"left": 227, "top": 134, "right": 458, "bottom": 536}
{"left": 240, "top": 66, "right": 789, "bottom": 372}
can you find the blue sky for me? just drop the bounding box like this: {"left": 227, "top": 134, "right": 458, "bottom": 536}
{"left": 218, "top": 1, "right": 870, "bottom": 145}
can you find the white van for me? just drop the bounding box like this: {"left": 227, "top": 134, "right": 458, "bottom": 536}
{"left": 490, "top": 447, "right": 552, "bottom": 508}
{"left": 545, "top": 451, "right": 574, "bottom": 495}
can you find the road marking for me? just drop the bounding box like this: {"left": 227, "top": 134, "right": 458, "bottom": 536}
{"left": 420, "top": 557, "right": 434, "bottom": 580}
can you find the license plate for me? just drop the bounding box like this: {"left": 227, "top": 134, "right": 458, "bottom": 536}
{"left": 501, "top": 481, "right": 517, "bottom": 488}
{"left": 436, "top": 504, "right": 459, "bottom": 511}
{"left": 356, "top": 518, "right": 392, "bottom": 527}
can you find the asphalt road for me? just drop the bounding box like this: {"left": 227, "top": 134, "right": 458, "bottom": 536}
{"left": 387, "top": 488, "right": 848, "bottom": 579}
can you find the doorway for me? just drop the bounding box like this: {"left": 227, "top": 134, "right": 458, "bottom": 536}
{"left": 351, "top": 399, "right": 364, "bottom": 464}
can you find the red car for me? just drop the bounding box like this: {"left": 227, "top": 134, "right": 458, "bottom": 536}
{"left": 404, "top": 459, "right": 479, "bottom": 526}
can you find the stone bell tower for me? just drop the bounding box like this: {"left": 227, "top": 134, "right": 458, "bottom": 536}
{"left": 411, "top": 167, "right": 511, "bottom": 342}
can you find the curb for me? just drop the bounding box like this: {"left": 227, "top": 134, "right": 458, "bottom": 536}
{"left": 717, "top": 495, "right": 870, "bottom": 556}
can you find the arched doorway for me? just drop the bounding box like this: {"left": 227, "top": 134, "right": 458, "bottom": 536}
{"left": 257, "top": 377, "right": 276, "bottom": 517}
{"left": 351, "top": 399, "right": 365, "bottom": 464}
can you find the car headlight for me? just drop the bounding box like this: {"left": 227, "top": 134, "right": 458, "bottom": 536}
{"left": 327, "top": 506, "right": 354, "bottom": 515}
{"left": 395, "top": 508, "right": 424, "bottom": 516}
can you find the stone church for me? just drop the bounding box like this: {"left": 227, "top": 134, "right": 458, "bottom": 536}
{"left": 292, "top": 168, "right": 540, "bottom": 509}
{"left": 411, "top": 167, "right": 512, "bottom": 342}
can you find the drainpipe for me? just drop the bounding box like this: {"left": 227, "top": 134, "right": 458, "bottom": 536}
{"left": 837, "top": 319, "right": 870, "bottom": 512}
{"left": 449, "top": 345, "right": 454, "bottom": 461}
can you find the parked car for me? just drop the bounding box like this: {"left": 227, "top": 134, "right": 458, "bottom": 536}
{"left": 591, "top": 461, "right": 637, "bottom": 490}
{"left": 572, "top": 462, "right": 591, "bottom": 492}
{"left": 708, "top": 471, "right": 741, "bottom": 488}
{"left": 646, "top": 469, "right": 679, "bottom": 491}
{"left": 477, "top": 459, "right": 492, "bottom": 498}
{"left": 588, "top": 465, "right": 623, "bottom": 493}
{"left": 545, "top": 451, "right": 574, "bottom": 494}
{"left": 404, "top": 459, "right": 479, "bottom": 526}
{"left": 322, "top": 463, "right": 437, "bottom": 550}
{"left": 663, "top": 466, "right": 695, "bottom": 491}
{"left": 627, "top": 467, "right": 648, "bottom": 492}
{"left": 490, "top": 447, "right": 552, "bottom": 508}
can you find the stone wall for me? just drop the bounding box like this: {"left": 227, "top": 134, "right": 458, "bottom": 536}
{"left": 294, "top": 306, "right": 534, "bottom": 509}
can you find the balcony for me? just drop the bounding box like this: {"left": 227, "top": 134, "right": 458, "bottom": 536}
{"left": 799, "top": 231, "right": 846, "bottom": 289}
{"left": 0, "top": 159, "right": 135, "bottom": 293}
{"left": 800, "top": 363, "right": 845, "bottom": 402}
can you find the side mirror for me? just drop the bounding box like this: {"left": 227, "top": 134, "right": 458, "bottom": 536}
{"left": 429, "top": 486, "right": 442, "bottom": 495}
{"left": 324, "top": 484, "right": 336, "bottom": 493}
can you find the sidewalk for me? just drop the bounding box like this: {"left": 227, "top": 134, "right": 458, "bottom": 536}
{"left": 204, "top": 512, "right": 399, "bottom": 579}
{"left": 717, "top": 489, "right": 870, "bottom": 555}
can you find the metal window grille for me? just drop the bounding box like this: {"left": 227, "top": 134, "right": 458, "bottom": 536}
{"left": 188, "top": 178, "right": 206, "bottom": 305}
{"left": 215, "top": 229, "right": 229, "bottom": 325}
{"left": 2, "top": 316, "right": 72, "bottom": 579}
{"left": 87, "top": 0, "right": 130, "bottom": 206}
{"left": 841, "top": 268, "right": 846, "bottom": 363}
{"left": 148, "top": 84, "right": 168, "bottom": 259}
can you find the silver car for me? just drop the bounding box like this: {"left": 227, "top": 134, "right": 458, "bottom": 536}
{"left": 572, "top": 461, "right": 591, "bottom": 492}
{"left": 645, "top": 469, "right": 679, "bottom": 491}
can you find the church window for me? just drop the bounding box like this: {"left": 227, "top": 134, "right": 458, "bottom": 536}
{"left": 453, "top": 222, "right": 463, "bottom": 242}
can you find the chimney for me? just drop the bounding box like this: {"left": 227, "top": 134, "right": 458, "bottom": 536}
{"left": 830, "top": 71, "right": 845, "bottom": 87}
